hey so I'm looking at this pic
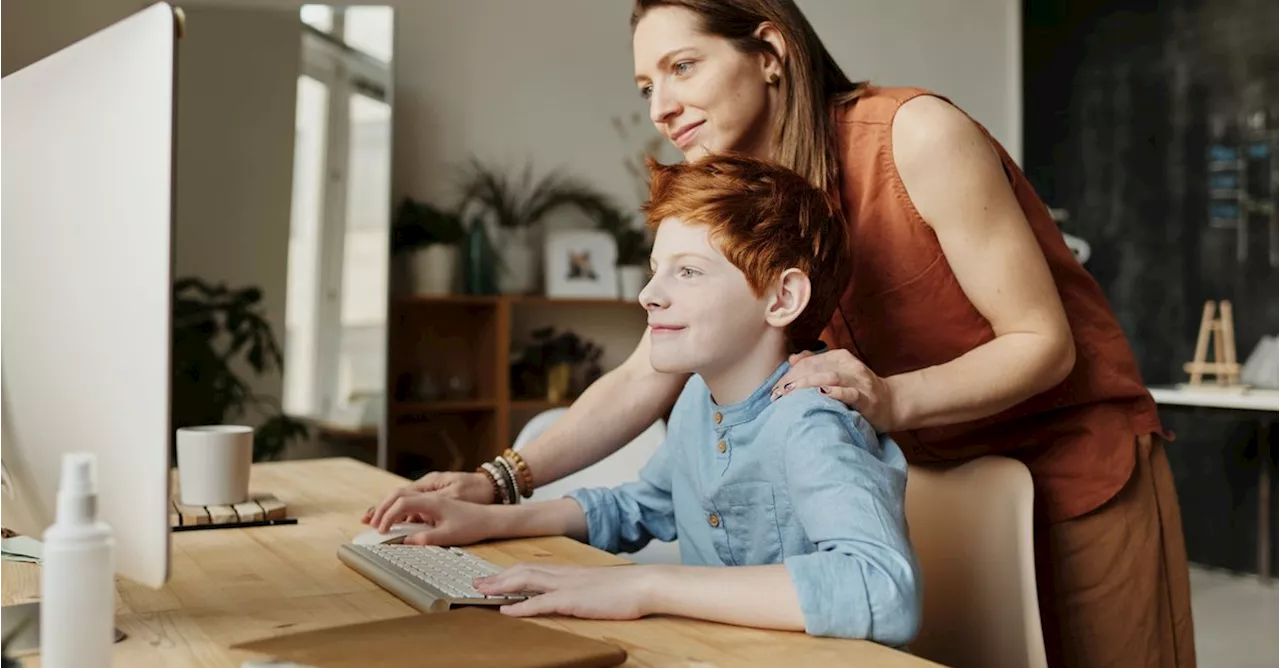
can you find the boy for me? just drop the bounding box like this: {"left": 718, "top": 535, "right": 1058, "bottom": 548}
{"left": 368, "top": 155, "right": 921, "bottom": 644}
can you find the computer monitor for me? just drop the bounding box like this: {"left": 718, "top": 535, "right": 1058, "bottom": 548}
{"left": 1, "top": 2, "right": 180, "bottom": 589}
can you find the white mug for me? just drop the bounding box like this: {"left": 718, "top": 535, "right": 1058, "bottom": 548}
{"left": 176, "top": 425, "right": 253, "bottom": 506}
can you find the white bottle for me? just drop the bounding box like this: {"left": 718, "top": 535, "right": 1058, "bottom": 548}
{"left": 40, "top": 452, "right": 115, "bottom": 668}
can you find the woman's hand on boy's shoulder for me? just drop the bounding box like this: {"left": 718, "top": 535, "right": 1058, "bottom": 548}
{"left": 770, "top": 349, "right": 900, "bottom": 431}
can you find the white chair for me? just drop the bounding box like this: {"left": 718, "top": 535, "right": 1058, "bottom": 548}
{"left": 904, "top": 455, "right": 1048, "bottom": 668}
{"left": 512, "top": 408, "right": 683, "bottom": 564}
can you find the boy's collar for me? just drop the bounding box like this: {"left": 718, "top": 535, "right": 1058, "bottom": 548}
{"left": 706, "top": 360, "right": 791, "bottom": 429}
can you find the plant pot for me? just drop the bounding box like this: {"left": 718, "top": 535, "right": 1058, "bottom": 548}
{"left": 546, "top": 363, "right": 572, "bottom": 403}
{"left": 617, "top": 265, "right": 647, "bottom": 301}
{"left": 411, "top": 245, "right": 458, "bottom": 295}
{"left": 496, "top": 227, "right": 538, "bottom": 295}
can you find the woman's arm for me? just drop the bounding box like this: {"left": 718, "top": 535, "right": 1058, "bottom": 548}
{"left": 773, "top": 96, "right": 1075, "bottom": 432}
{"left": 480, "top": 399, "right": 921, "bottom": 645}
{"left": 519, "top": 328, "right": 689, "bottom": 487}
{"left": 372, "top": 329, "right": 689, "bottom": 506}
{"left": 885, "top": 95, "right": 1075, "bottom": 430}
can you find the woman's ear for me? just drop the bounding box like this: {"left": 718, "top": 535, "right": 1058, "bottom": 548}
{"left": 765, "top": 268, "right": 810, "bottom": 329}
{"left": 753, "top": 22, "right": 788, "bottom": 84}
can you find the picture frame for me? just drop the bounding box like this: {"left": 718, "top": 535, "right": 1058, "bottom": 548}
{"left": 543, "top": 229, "right": 619, "bottom": 299}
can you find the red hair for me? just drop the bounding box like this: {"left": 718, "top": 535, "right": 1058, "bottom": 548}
{"left": 642, "top": 154, "right": 849, "bottom": 349}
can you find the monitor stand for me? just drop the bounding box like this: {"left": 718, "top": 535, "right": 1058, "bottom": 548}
{"left": 1, "top": 601, "right": 126, "bottom": 661}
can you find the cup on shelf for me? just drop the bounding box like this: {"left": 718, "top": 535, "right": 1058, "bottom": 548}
{"left": 175, "top": 425, "right": 253, "bottom": 506}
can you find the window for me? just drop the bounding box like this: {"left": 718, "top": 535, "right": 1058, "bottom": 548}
{"left": 342, "top": 7, "right": 394, "bottom": 64}
{"left": 299, "top": 5, "right": 333, "bottom": 33}
{"left": 284, "top": 8, "right": 393, "bottom": 421}
{"left": 282, "top": 75, "right": 329, "bottom": 417}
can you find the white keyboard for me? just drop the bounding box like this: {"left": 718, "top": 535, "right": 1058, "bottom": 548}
{"left": 337, "top": 543, "right": 537, "bottom": 613}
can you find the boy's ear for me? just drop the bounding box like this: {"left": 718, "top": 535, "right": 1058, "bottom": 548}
{"left": 765, "top": 268, "right": 810, "bottom": 329}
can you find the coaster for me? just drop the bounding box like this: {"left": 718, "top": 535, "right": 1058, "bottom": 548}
{"left": 170, "top": 493, "right": 289, "bottom": 528}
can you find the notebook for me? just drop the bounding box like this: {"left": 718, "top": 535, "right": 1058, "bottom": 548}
{"left": 231, "top": 607, "right": 628, "bottom": 668}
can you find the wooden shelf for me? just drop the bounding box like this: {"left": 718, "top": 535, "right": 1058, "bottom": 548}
{"left": 510, "top": 295, "right": 638, "bottom": 308}
{"left": 395, "top": 399, "right": 497, "bottom": 413}
{"left": 386, "top": 292, "right": 645, "bottom": 479}
{"left": 396, "top": 294, "right": 639, "bottom": 308}
{"left": 510, "top": 399, "right": 575, "bottom": 411}
{"left": 310, "top": 421, "right": 379, "bottom": 439}
{"left": 397, "top": 294, "right": 501, "bottom": 306}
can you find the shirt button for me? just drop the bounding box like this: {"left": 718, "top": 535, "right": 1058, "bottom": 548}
{"left": 716, "top": 441, "right": 727, "bottom": 454}
{"left": 708, "top": 513, "right": 720, "bottom": 528}
{"left": 713, "top": 412, "right": 723, "bottom": 424}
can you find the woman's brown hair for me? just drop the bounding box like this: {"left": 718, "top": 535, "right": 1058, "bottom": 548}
{"left": 631, "top": 0, "right": 867, "bottom": 195}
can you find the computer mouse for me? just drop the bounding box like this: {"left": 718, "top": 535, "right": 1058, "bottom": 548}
{"left": 351, "top": 523, "right": 430, "bottom": 546}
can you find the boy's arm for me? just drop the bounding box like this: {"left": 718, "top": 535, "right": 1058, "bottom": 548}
{"left": 559, "top": 431, "right": 679, "bottom": 553}
{"left": 778, "top": 400, "right": 922, "bottom": 644}
{"left": 487, "top": 498, "right": 590, "bottom": 542}
{"left": 401, "top": 436, "right": 679, "bottom": 550}
{"left": 636, "top": 402, "right": 919, "bottom": 643}
{"left": 483, "top": 400, "right": 919, "bottom": 643}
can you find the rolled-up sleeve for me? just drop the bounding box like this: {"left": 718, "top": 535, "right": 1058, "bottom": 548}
{"left": 565, "top": 437, "right": 677, "bottom": 554}
{"left": 781, "top": 401, "right": 922, "bottom": 645}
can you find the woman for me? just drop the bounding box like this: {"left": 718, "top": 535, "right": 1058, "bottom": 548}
{"left": 369, "top": 1, "right": 1194, "bottom": 665}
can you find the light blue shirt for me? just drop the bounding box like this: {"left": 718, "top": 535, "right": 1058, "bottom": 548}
{"left": 566, "top": 361, "right": 922, "bottom": 645}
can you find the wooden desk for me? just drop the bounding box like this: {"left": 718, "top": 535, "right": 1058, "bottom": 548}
{"left": 1148, "top": 385, "right": 1278, "bottom": 581}
{"left": 2, "top": 457, "right": 937, "bottom": 667}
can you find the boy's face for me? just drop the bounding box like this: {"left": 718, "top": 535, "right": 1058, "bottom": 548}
{"left": 640, "top": 217, "right": 771, "bottom": 376}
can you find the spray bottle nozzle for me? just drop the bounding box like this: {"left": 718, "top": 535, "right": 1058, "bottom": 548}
{"left": 59, "top": 453, "right": 97, "bottom": 495}
{"left": 55, "top": 452, "right": 99, "bottom": 525}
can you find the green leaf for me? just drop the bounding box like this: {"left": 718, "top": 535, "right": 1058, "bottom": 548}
{"left": 170, "top": 276, "right": 308, "bottom": 462}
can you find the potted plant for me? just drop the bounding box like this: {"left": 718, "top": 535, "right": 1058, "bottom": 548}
{"left": 510, "top": 327, "right": 604, "bottom": 402}
{"left": 391, "top": 197, "right": 466, "bottom": 295}
{"left": 456, "top": 159, "right": 614, "bottom": 295}
{"left": 586, "top": 199, "right": 651, "bottom": 300}
{"left": 608, "top": 113, "right": 668, "bottom": 298}
{"left": 171, "top": 277, "right": 310, "bottom": 461}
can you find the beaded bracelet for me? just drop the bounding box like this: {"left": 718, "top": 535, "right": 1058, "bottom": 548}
{"left": 476, "top": 462, "right": 508, "bottom": 504}
{"left": 492, "top": 455, "right": 522, "bottom": 503}
{"left": 502, "top": 449, "right": 535, "bottom": 499}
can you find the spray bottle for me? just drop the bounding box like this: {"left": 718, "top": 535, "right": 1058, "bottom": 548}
{"left": 40, "top": 452, "right": 115, "bottom": 667}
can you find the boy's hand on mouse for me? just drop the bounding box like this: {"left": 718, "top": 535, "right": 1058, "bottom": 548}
{"left": 474, "top": 564, "right": 657, "bottom": 621}
{"left": 369, "top": 492, "right": 497, "bottom": 546}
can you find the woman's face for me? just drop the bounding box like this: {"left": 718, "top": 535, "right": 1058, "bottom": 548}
{"left": 633, "top": 6, "right": 779, "bottom": 162}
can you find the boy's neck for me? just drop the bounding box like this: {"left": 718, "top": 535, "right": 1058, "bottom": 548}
{"left": 701, "top": 335, "right": 790, "bottom": 406}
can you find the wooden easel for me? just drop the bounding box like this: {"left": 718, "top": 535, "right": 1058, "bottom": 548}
{"left": 1180, "top": 300, "right": 1248, "bottom": 391}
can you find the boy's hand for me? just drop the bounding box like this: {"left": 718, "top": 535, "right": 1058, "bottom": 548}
{"left": 368, "top": 491, "right": 498, "bottom": 547}
{"left": 474, "top": 564, "right": 658, "bottom": 620}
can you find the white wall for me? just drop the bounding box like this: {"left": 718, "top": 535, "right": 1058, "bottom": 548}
{"left": 1, "top": 0, "right": 145, "bottom": 77}
{"left": 386, "top": 0, "right": 1022, "bottom": 386}
{"left": 4, "top": 0, "right": 1020, "bottom": 440}
{"left": 5, "top": 0, "right": 1022, "bottom": 200}
{"left": 390, "top": 0, "right": 1022, "bottom": 213}
{"left": 173, "top": 6, "right": 301, "bottom": 422}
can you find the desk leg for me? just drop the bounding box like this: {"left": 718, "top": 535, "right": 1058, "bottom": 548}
{"left": 1258, "top": 416, "right": 1273, "bottom": 582}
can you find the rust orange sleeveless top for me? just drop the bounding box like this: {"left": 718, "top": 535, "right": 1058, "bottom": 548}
{"left": 824, "top": 86, "right": 1166, "bottom": 523}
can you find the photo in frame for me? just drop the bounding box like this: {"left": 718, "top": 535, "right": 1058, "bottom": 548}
{"left": 543, "top": 229, "right": 619, "bottom": 299}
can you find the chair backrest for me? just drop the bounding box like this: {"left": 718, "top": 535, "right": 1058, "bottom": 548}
{"left": 905, "top": 456, "right": 1047, "bottom": 668}
{"left": 511, "top": 408, "right": 681, "bottom": 564}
